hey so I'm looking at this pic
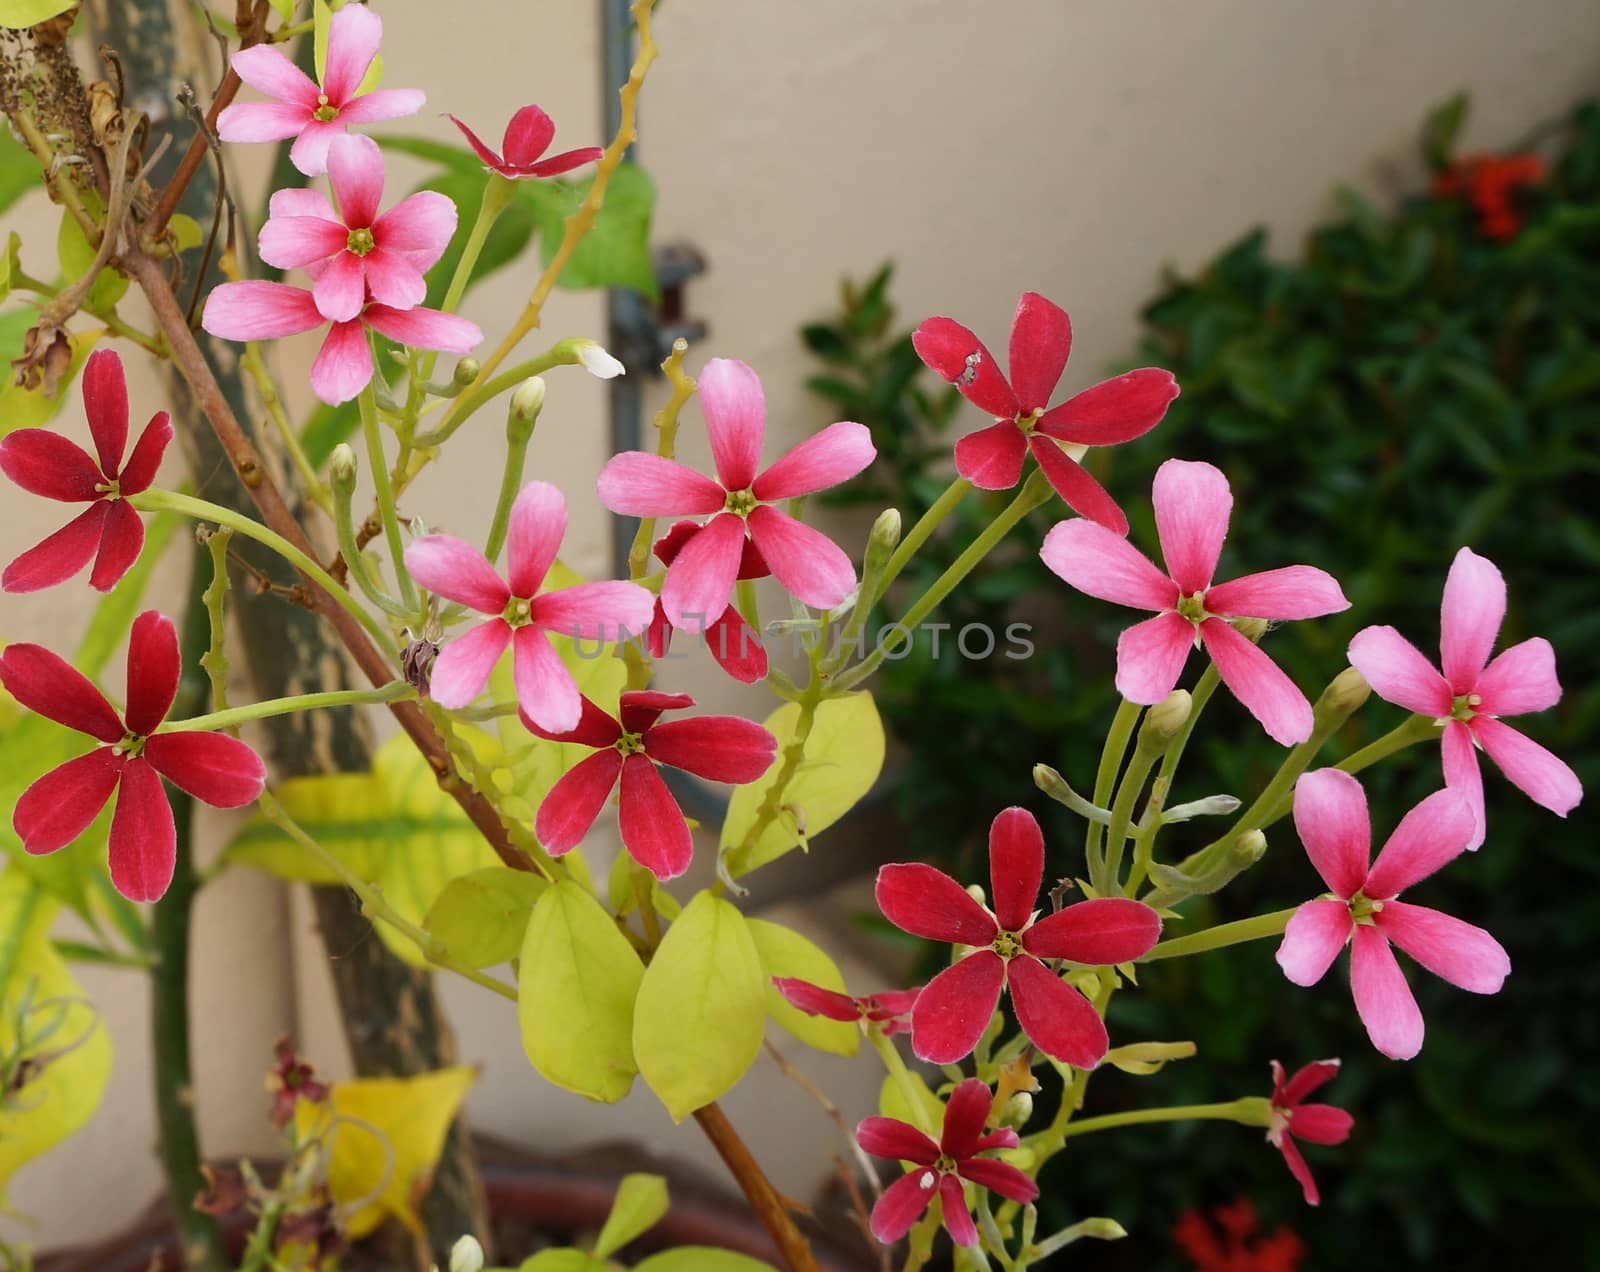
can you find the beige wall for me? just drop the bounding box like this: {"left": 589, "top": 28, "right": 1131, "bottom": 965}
{"left": 4, "top": 0, "right": 1598, "bottom": 1253}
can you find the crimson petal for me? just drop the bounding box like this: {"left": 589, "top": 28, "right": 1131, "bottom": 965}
{"left": 81, "top": 348, "right": 130, "bottom": 476}
{"left": 3, "top": 503, "right": 109, "bottom": 593}
{"left": 119, "top": 411, "right": 173, "bottom": 495}
{"left": 1028, "top": 438, "right": 1129, "bottom": 535}
{"left": 856, "top": 1116, "right": 939, "bottom": 1166}
{"left": 1007, "top": 292, "right": 1072, "bottom": 414}
{"left": 939, "top": 1078, "right": 994, "bottom": 1160}
{"left": 107, "top": 758, "right": 176, "bottom": 902}
{"left": 1022, "top": 897, "right": 1162, "bottom": 963}
{"left": 0, "top": 429, "right": 103, "bottom": 501}
{"left": 875, "top": 863, "right": 997, "bottom": 945}
{"left": 912, "top": 317, "right": 1018, "bottom": 418}
{"left": 0, "top": 641, "right": 124, "bottom": 741}
{"left": 88, "top": 498, "right": 145, "bottom": 592}
{"left": 909, "top": 951, "right": 1005, "bottom": 1064}
{"left": 645, "top": 715, "right": 776, "bottom": 784}
{"left": 13, "top": 748, "right": 122, "bottom": 854}
{"left": 987, "top": 807, "right": 1043, "bottom": 933}
{"left": 1007, "top": 955, "right": 1110, "bottom": 1068}
{"left": 124, "top": 610, "right": 180, "bottom": 735}
{"left": 1036, "top": 368, "right": 1179, "bottom": 445}
{"left": 957, "top": 1157, "right": 1039, "bottom": 1206}
{"left": 534, "top": 750, "right": 624, "bottom": 853}
{"left": 142, "top": 731, "right": 266, "bottom": 808}
{"left": 618, "top": 754, "right": 693, "bottom": 880}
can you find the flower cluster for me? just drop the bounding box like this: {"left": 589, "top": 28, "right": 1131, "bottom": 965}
{"left": 1430, "top": 151, "right": 1546, "bottom": 240}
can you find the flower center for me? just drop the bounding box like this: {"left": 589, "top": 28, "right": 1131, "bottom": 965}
{"left": 616, "top": 731, "right": 647, "bottom": 757}
{"left": 1176, "top": 592, "right": 1208, "bottom": 623}
{"left": 1449, "top": 692, "right": 1482, "bottom": 723}
{"left": 345, "top": 226, "right": 376, "bottom": 257}
{"left": 724, "top": 487, "right": 758, "bottom": 516}
{"left": 1348, "top": 892, "right": 1384, "bottom": 925}
{"left": 94, "top": 477, "right": 122, "bottom": 502}
{"left": 313, "top": 93, "right": 339, "bottom": 122}
{"left": 933, "top": 1153, "right": 957, "bottom": 1174}
{"left": 112, "top": 730, "right": 146, "bottom": 759}
{"left": 1015, "top": 407, "right": 1042, "bottom": 435}
{"left": 1265, "top": 1105, "right": 1290, "bottom": 1147}
{"left": 991, "top": 930, "right": 1024, "bottom": 960}
{"left": 502, "top": 596, "right": 533, "bottom": 628}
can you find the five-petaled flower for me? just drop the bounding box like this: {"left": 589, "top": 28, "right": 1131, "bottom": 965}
{"left": 218, "top": 4, "right": 423, "bottom": 175}
{"left": 913, "top": 292, "right": 1179, "bottom": 534}
{"left": 1275, "top": 769, "right": 1509, "bottom": 1060}
{"left": 1, "top": 349, "right": 172, "bottom": 594}
{"left": 597, "top": 358, "right": 876, "bottom": 629}
{"left": 1347, "top": 546, "right": 1581, "bottom": 848}
{"left": 0, "top": 611, "right": 266, "bottom": 903}
{"left": 771, "top": 978, "right": 920, "bottom": 1037}
{"left": 258, "top": 133, "right": 457, "bottom": 322}
{"left": 1041, "top": 459, "right": 1349, "bottom": 746}
{"left": 1266, "top": 1058, "right": 1353, "bottom": 1206}
{"left": 646, "top": 520, "right": 768, "bottom": 683}
{"left": 876, "top": 807, "right": 1161, "bottom": 1067}
{"left": 267, "top": 1036, "right": 330, "bottom": 1130}
{"left": 448, "top": 104, "right": 603, "bottom": 180}
{"left": 403, "top": 482, "right": 654, "bottom": 733}
{"left": 523, "top": 690, "right": 775, "bottom": 879}
{"left": 856, "top": 1077, "right": 1038, "bottom": 1248}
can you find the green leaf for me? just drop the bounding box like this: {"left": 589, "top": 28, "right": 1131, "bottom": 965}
{"left": 634, "top": 891, "right": 765, "bottom": 1122}
{"left": 877, "top": 1071, "right": 944, "bottom": 1132}
{"left": 0, "top": 0, "right": 75, "bottom": 29}
{"left": 0, "top": 128, "right": 37, "bottom": 217}
{"left": 745, "top": 917, "right": 857, "bottom": 1057}
{"left": 419, "top": 171, "right": 539, "bottom": 309}
{"left": 423, "top": 867, "right": 547, "bottom": 969}
{"left": 529, "top": 164, "right": 658, "bottom": 300}
{"left": 312, "top": 0, "right": 332, "bottom": 81}
{"left": 518, "top": 881, "right": 643, "bottom": 1103}
{"left": 1420, "top": 92, "right": 1470, "bottom": 170}
{"left": 722, "top": 691, "right": 884, "bottom": 877}
{"left": 516, "top": 1253, "right": 607, "bottom": 1272}
{"left": 56, "top": 204, "right": 128, "bottom": 310}
{"left": 225, "top": 772, "right": 384, "bottom": 884}
{"left": 593, "top": 1172, "right": 669, "bottom": 1259}
{"left": 0, "top": 324, "right": 103, "bottom": 433}
{"left": 74, "top": 510, "right": 180, "bottom": 676}
{"left": 167, "top": 213, "right": 204, "bottom": 253}
{"left": 633, "top": 1250, "right": 778, "bottom": 1272}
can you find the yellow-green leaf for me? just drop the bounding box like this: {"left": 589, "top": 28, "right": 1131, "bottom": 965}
{"left": 56, "top": 204, "right": 128, "bottom": 310}
{"left": 0, "top": 0, "right": 75, "bottom": 28}
{"left": 312, "top": 0, "right": 332, "bottom": 81}
{"left": 423, "top": 867, "right": 546, "bottom": 969}
{"left": 518, "top": 881, "right": 643, "bottom": 1103}
{"left": 634, "top": 1251, "right": 778, "bottom": 1272}
{"left": 168, "top": 213, "right": 204, "bottom": 253}
{"left": 634, "top": 892, "right": 764, "bottom": 1122}
{"left": 1102, "top": 1039, "right": 1196, "bottom": 1076}
{"left": 225, "top": 772, "right": 383, "bottom": 883}
{"left": 593, "top": 1172, "right": 669, "bottom": 1259}
{"left": 517, "top": 1253, "right": 606, "bottom": 1272}
{"left": 606, "top": 849, "right": 681, "bottom": 922}
{"left": 0, "top": 326, "right": 103, "bottom": 433}
{"left": 745, "top": 917, "right": 857, "bottom": 1057}
{"left": 877, "top": 1071, "right": 944, "bottom": 1133}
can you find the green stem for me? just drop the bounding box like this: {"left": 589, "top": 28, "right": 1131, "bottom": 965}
{"left": 360, "top": 383, "right": 418, "bottom": 613}
{"left": 869, "top": 1026, "right": 936, "bottom": 1137}
{"left": 1336, "top": 712, "right": 1439, "bottom": 780}
{"left": 242, "top": 342, "right": 330, "bottom": 514}
{"left": 1125, "top": 666, "right": 1221, "bottom": 895}
{"left": 1085, "top": 700, "right": 1143, "bottom": 892}
{"left": 483, "top": 411, "right": 538, "bottom": 568}
{"left": 868, "top": 476, "right": 971, "bottom": 610}
{"left": 164, "top": 682, "right": 415, "bottom": 733}
{"left": 417, "top": 345, "right": 573, "bottom": 446}
{"left": 1059, "top": 1097, "right": 1270, "bottom": 1139}
{"left": 332, "top": 460, "right": 410, "bottom": 620}
{"left": 625, "top": 340, "right": 696, "bottom": 579}
{"left": 413, "top": 173, "right": 516, "bottom": 393}
{"left": 1102, "top": 741, "right": 1160, "bottom": 893}
{"left": 1138, "top": 908, "right": 1298, "bottom": 962}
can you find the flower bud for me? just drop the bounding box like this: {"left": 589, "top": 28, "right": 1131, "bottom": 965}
{"left": 567, "top": 338, "right": 625, "bottom": 379}
{"left": 452, "top": 357, "right": 481, "bottom": 387}
{"left": 1232, "top": 616, "right": 1269, "bottom": 643}
{"left": 510, "top": 375, "right": 547, "bottom": 425}
{"left": 1033, "top": 764, "right": 1110, "bottom": 824}
{"left": 1137, "top": 689, "right": 1191, "bottom": 752}
{"left": 999, "top": 1090, "right": 1034, "bottom": 1128}
{"left": 1233, "top": 828, "right": 1268, "bottom": 867}
{"left": 867, "top": 507, "right": 901, "bottom": 564}
{"left": 448, "top": 1235, "right": 484, "bottom": 1272}
{"left": 1315, "top": 665, "right": 1371, "bottom": 726}
{"left": 328, "top": 442, "right": 357, "bottom": 490}
{"left": 1163, "top": 793, "right": 1242, "bottom": 822}
{"left": 1076, "top": 1218, "right": 1127, "bottom": 1242}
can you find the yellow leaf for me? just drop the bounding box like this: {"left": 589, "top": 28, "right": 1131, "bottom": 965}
{"left": 745, "top": 918, "right": 857, "bottom": 1057}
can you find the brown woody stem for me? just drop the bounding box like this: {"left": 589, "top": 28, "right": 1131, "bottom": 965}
{"left": 694, "top": 1103, "right": 820, "bottom": 1272}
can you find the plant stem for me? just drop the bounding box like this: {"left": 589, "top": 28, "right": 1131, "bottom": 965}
{"left": 1085, "top": 700, "right": 1143, "bottom": 892}
{"left": 415, "top": 345, "right": 567, "bottom": 445}
{"left": 869, "top": 1025, "right": 936, "bottom": 1137}
{"left": 693, "top": 1103, "right": 821, "bottom": 1272}
{"left": 483, "top": 403, "right": 538, "bottom": 567}
{"left": 332, "top": 462, "right": 410, "bottom": 619}
{"left": 868, "top": 476, "right": 972, "bottom": 609}
{"left": 1336, "top": 712, "right": 1439, "bottom": 778}
{"left": 242, "top": 342, "right": 329, "bottom": 514}
{"left": 360, "top": 382, "right": 418, "bottom": 613}
{"left": 164, "top": 682, "right": 415, "bottom": 732}
{"left": 1138, "top": 908, "right": 1299, "bottom": 962}
{"left": 1125, "top": 666, "right": 1220, "bottom": 895}
{"left": 1101, "top": 736, "right": 1160, "bottom": 893}
{"left": 625, "top": 339, "right": 697, "bottom": 579}
{"left": 1059, "top": 1097, "right": 1270, "bottom": 1139}
{"left": 414, "top": 173, "right": 516, "bottom": 392}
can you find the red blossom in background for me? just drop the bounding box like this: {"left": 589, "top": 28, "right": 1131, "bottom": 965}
{"left": 856, "top": 1077, "right": 1037, "bottom": 1248}
{"left": 1173, "top": 1198, "right": 1307, "bottom": 1272}
{"left": 770, "top": 978, "right": 920, "bottom": 1037}
{"left": 1266, "top": 1059, "right": 1352, "bottom": 1206}
{"left": 523, "top": 690, "right": 775, "bottom": 879}
{"left": 875, "top": 807, "right": 1161, "bottom": 1067}
{"left": 0, "top": 611, "right": 266, "bottom": 902}
{"left": 912, "top": 291, "right": 1178, "bottom": 534}
{"left": 1, "top": 349, "right": 171, "bottom": 594}
{"left": 1430, "top": 152, "right": 1545, "bottom": 241}
{"left": 448, "top": 104, "right": 603, "bottom": 180}
{"left": 647, "top": 519, "right": 768, "bottom": 683}
{"left": 267, "top": 1037, "right": 330, "bottom": 1129}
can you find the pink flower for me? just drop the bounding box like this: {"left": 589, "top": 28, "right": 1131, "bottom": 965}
{"left": 1, "top": 349, "right": 172, "bottom": 594}
{"left": 448, "top": 104, "right": 603, "bottom": 180}
{"left": 202, "top": 280, "right": 479, "bottom": 405}
{"left": 402, "top": 482, "right": 653, "bottom": 734}
{"left": 1041, "top": 459, "right": 1349, "bottom": 746}
{"left": 646, "top": 520, "right": 768, "bottom": 684}
{"left": 857, "top": 1078, "right": 1037, "bottom": 1248}
{"left": 1266, "top": 1059, "right": 1352, "bottom": 1206}
{"left": 217, "top": 4, "right": 423, "bottom": 175}
{"left": 1275, "top": 769, "right": 1510, "bottom": 1060}
{"left": 1347, "top": 547, "right": 1581, "bottom": 848}
{"left": 0, "top": 611, "right": 266, "bottom": 902}
{"left": 875, "top": 807, "right": 1161, "bottom": 1067}
{"left": 522, "top": 690, "right": 775, "bottom": 879}
{"left": 257, "top": 134, "right": 456, "bottom": 322}
{"left": 770, "top": 978, "right": 921, "bottom": 1036}
{"left": 597, "top": 358, "right": 876, "bottom": 628}
{"left": 913, "top": 292, "right": 1179, "bottom": 534}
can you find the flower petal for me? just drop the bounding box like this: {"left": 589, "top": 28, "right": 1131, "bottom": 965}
{"left": 521, "top": 694, "right": 623, "bottom": 747}
{"left": 0, "top": 429, "right": 102, "bottom": 500}
{"left": 1349, "top": 925, "right": 1424, "bottom": 1060}
{"left": 1363, "top": 787, "right": 1475, "bottom": 899}
{"left": 202, "top": 281, "right": 325, "bottom": 341}
{"left": 869, "top": 1169, "right": 937, "bottom": 1244}
{"left": 957, "top": 1157, "right": 1039, "bottom": 1206}
{"left": 1288, "top": 1103, "right": 1352, "bottom": 1146}
{"left": 1346, "top": 626, "right": 1452, "bottom": 716}
{"left": 229, "top": 43, "right": 318, "bottom": 105}
{"left": 514, "top": 625, "right": 581, "bottom": 734}
{"left": 427, "top": 619, "right": 511, "bottom": 709}
{"left": 1007, "top": 292, "right": 1072, "bottom": 414}
{"left": 1474, "top": 637, "right": 1561, "bottom": 717}
{"left": 1007, "top": 955, "right": 1109, "bottom": 1068}
{"left": 309, "top": 251, "right": 366, "bottom": 323}
{"left": 597, "top": 453, "right": 727, "bottom": 517}
{"left": 912, "top": 316, "right": 1019, "bottom": 418}
{"left": 3, "top": 504, "right": 107, "bottom": 593}
{"left": 1206, "top": 565, "right": 1349, "bottom": 621}
{"left": 644, "top": 715, "right": 776, "bottom": 784}
{"left": 404, "top": 534, "right": 509, "bottom": 614}
{"left": 857, "top": 1115, "right": 939, "bottom": 1165}
{"left": 909, "top": 951, "right": 1006, "bottom": 1064}
{"left": 1374, "top": 900, "right": 1508, "bottom": 995}
{"left": 288, "top": 119, "right": 341, "bottom": 176}
{"left": 325, "top": 132, "right": 384, "bottom": 228}
{"left": 1471, "top": 716, "right": 1583, "bottom": 819}
{"left": 939, "top": 1173, "right": 978, "bottom": 1248}
{"left": 80, "top": 349, "right": 128, "bottom": 476}
{"left": 751, "top": 421, "right": 875, "bottom": 501}
{"left": 619, "top": 754, "right": 694, "bottom": 880}
{"left": 268, "top": 186, "right": 337, "bottom": 222}
{"left": 1290, "top": 769, "right": 1370, "bottom": 898}
{"left": 1022, "top": 898, "right": 1162, "bottom": 963}
{"left": 363, "top": 304, "right": 482, "bottom": 353}
{"left": 1114, "top": 611, "right": 1194, "bottom": 704}
{"left": 118, "top": 411, "right": 173, "bottom": 496}
{"left": 698, "top": 357, "right": 765, "bottom": 490}
{"left": 660, "top": 513, "right": 746, "bottom": 631}
{"left": 88, "top": 498, "right": 144, "bottom": 593}
{"left": 704, "top": 606, "right": 768, "bottom": 683}
{"left": 1276, "top": 899, "right": 1353, "bottom": 987}
{"left": 534, "top": 581, "right": 655, "bottom": 643}
{"left": 775, "top": 978, "right": 864, "bottom": 1025}
{"left": 524, "top": 148, "right": 605, "bottom": 178}
{"left": 501, "top": 104, "right": 556, "bottom": 165}
{"left": 447, "top": 114, "right": 504, "bottom": 168}
{"left": 374, "top": 191, "right": 457, "bottom": 269}
{"left": 257, "top": 214, "right": 348, "bottom": 271}
{"left": 1028, "top": 438, "right": 1130, "bottom": 534}
{"left": 1439, "top": 547, "right": 1504, "bottom": 692}
{"left": 1276, "top": 1134, "right": 1320, "bottom": 1207}
{"left": 619, "top": 690, "right": 693, "bottom": 735}
{"left": 335, "top": 88, "right": 427, "bottom": 125}
{"left": 217, "top": 100, "right": 311, "bottom": 145}
{"left": 143, "top": 731, "right": 266, "bottom": 808}
{"left": 1152, "top": 459, "right": 1231, "bottom": 594}
{"left": 987, "top": 807, "right": 1043, "bottom": 933}
{"left": 321, "top": 2, "right": 382, "bottom": 105}
{"left": 938, "top": 1077, "right": 994, "bottom": 1161}
{"left": 1278, "top": 1058, "right": 1342, "bottom": 1108}
{"left": 1200, "top": 618, "right": 1314, "bottom": 746}
{"left": 745, "top": 505, "right": 857, "bottom": 610}
{"left": 1035, "top": 368, "right": 1179, "bottom": 445}
{"left": 506, "top": 481, "right": 566, "bottom": 598}
{"left": 108, "top": 759, "right": 176, "bottom": 903}
{"left": 358, "top": 248, "right": 428, "bottom": 312}
{"left": 534, "top": 749, "right": 623, "bottom": 853}
{"left": 0, "top": 641, "right": 123, "bottom": 741}
{"left": 123, "top": 610, "right": 179, "bottom": 735}
{"left": 1039, "top": 518, "right": 1176, "bottom": 611}
{"left": 875, "top": 863, "right": 997, "bottom": 945}
{"left": 953, "top": 421, "right": 1027, "bottom": 491}
{"left": 13, "top": 749, "right": 121, "bottom": 855}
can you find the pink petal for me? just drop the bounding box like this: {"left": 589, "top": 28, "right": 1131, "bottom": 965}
{"left": 957, "top": 1157, "right": 1039, "bottom": 1206}
{"left": 3, "top": 505, "right": 107, "bottom": 593}
{"left": 257, "top": 214, "right": 348, "bottom": 272}
{"left": 1349, "top": 925, "right": 1424, "bottom": 1060}
{"left": 310, "top": 251, "right": 368, "bottom": 324}
{"left": 533, "top": 581, "right": 655, "bottom": 644}
{"left": 774, "top": 978, "right": 863, "bottom": 1026}
{"left": 1288, "top": 1103, "right": 1353, "bottom": 1146}
{"left": 704, "top": 606, "right": 767, "bottom": 683}
{"left": 1347, "top": 626, "right": 1452, "bottom": 716}
{"left": 597, "top": 453, "right": 727, "bottom": 517}
{"left": 1363, "top": 787, "right": 1476, "bottom": 899}
{"left": 335, "top": 88, "right": 426, "bottom": 126}
{"left": 1152, "top": 459, "right": 1231, "bottom": 594}
{"left": 1373, "top": 900, "right": 1508, "bottom": 994}
{"left": 501, "top": 104, "right": 556, "bottom": 166}
{"left": 660, "top": 513, "right": 745, "bottom": 630}
{"left": 618, "top": 690, "right": 692, "bottom": 735}
{"left": 326, "top": 132, "right": 384, "bottom": 227}
{"left": 1275, "top": 899, "right": 1353, "bottom": 987}
{"left": 1290, "top": 769, "right": 1370, "bottom": 898}
{"left": 1035, "top": 368, "right": 1179, "bottom": 445}
{"left": 229, "top": 44, "right": 318, "bottom": 106}
{"left": 363, "top": 304, "right": 482, "bottom": 353}
{"left": 268, "top": 187, "right": 337, "bottom": 221}
{"left": 912, "top": 316, "right": 1019, "bottom": 418}
{"left": 118, "top": 411, "right": 173, "bottom": 496}
{"left": 201, "top": 281, "right": 324, "bottom": 341}
{"left": 745, "top": 505, "right": 857, "bottom": 611}
{"left": 506, "top": 481, "right": 566, "bottom": 598}
{"left": 618, "top": 754, "right": 693, "bottom": 879}
{"left": 534, "top": 749, "right": 623, "bottom": 853}
{"left": 522, "top": 694, "right": 623, "bottom": 747}
{"left": 404, "top": 534, "right": 509, "bottom": 614}
{"left": 1007, "top": 955, "right": 1109, "bottom": 1069}
{"left": 1022, "top": 898, "right": 1162, "bottom": 963}
{"left": 89, "top": 497, "right": 145, "bottom": 592}
{"left": 309, "top": 320, "right": 373, "bottom": 405}
{"left": 374, "top": 191, "right": 457, "bottom": 268}
{"left": 360, "top": 248, "right": 428, "bottom": 312}
{"left": 909, "top": 951, "right": 1006, "bottom": 1064}
{"left": 143, "top": 731, "right": 266, "bottom": 808}
{"left": 697, "top": 358, "right": 765, "bottom": 490}
{"left": 875, "top": 863, "right": 997, "bottom": 945}
{"left": 217, "top": 100, "right": 312, "bottom": 145}
{"left": 1441, "top": 719, "right": 1486, "bottom": 851}
{"left": 447, "top": 114, "right": 504, "bottom": 168}
{"left": 1439, "top": 547, "right": 1504, "bottom": 692}
{"left": 1200, "top": 618, "right": 1314, "bottom": 746}
{"left": 107, "top": 758, "right": 175, "bottom": 903}
{"left": 644, "top": 715, "right": 776, "bottom": 783}
{"left": 1277, "top": 1058, "right": 1341, "bottom": 1107}
{"left": 13, "top": 749, "right": 121, "bottom": 855}
{"left": 938, "top": 1077, "right": 995, "bottom": 1160}
{"left": 751, "top": 421, "right": 875, "bottom": 501}
{"left": 0, "top": 642, "right": 123, "bottom": 741}
{"left": 124, "top": 610, "right": 179, "bottom": 735}
{"left": 1472, "top": 716, "right": 1583, "bottom": 819}
{"left": 81, "top": 349, "right": 128, "bottom": 476}
{"left": 321, "top": 3, "right": 382, "bottom": 105}
{"left": 1007, "top": 292, "right": 1072, "bottom": 414}
{"left": 523, "top": 148, "right": 604, "bottom": 178}
{"left": 987, "top": 807, "right": 1043, "bottom": 932}
{"left": 1276, "top": 1135, "right": 1321, "bottom": 1207}
{"left": 869, "top": 1169, "right": 937, "bottom": 1244}
{"left": 1474, "top": 637, "right": 1560, "bottom": 716}
{"left": 427, "top": 619, "right": 511, "bottom": 709}
{"left": 953, "top": 421, "right": 1027, "bottom": 491}
{"left": 1028, "top": 437, "right": 1130, "bottom": 534}
{"left": 0, "top": 429, "right": 102, "bottom": 500}
{"left": 1114, "top": 611, "right": 1195, "bottom": 704}
{"left": 1206, "top": 565, "right": 1349, "bottom": 621}
{"left": 1039, "top": 518, "right": 1177, "bottom": 611}
{"left": 939, "top": 1173, "right": 978, "bottom": 1248}
{"left": 513, "top": 626, "right": 580, "bottom": 734}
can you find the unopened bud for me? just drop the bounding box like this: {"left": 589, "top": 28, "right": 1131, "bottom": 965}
{"left": 1163, "top": 794, "right": 1242, "bottom": 822}
{"left": 1138, "top": 689, "right": 1192, "bottom": 752}
{"left": 573, "top": 339, "right": 625, "bottom": 379}
{"left": 328, "top": 443, "right": 357, "bottom": 489}
{"left": 1232, "top": 616, "right": 1269, "bottom": 643}
{"left": 1233, "top": 828, "right": 1268, "bottom": 867}
{"left": 965, "top": 882, "right": 987, "bottom": 907}
{"left": 1077, "top": 1218, "right": 1127, "bottom": 1242}
{"left": 448, "top": 1235, "right": 484, "bottom": 1272}
{"left": 1316, "top": 665, "right": 1371, "bottom": 725}
{"left": 452, "top": 357, "right": 481, "bottom": 387}
{"left": 508, "top": 377, "right": 547, "bottom": 441}
{"left": 999, "top": 1090, "right": 1034, "bottom": 1128}
{"left": 867, "top": 507, "right": 901, "bottom": 564}
{"left": 1033, "top": 764, "right": 1110, "bottom": 824}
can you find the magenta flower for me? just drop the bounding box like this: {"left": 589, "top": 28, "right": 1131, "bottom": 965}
{"left": 913, "top": 292, "right": 1179, "bottom": 534}
{"left": 402, "top": 482, "right": 653, "bottom": 734}
{"left": 645, "top": 520, "right": 768, "bottom": 684}
{"left": 1275, "top": 770, "right": 1509, "bottom": 1061}
{"left": 1347, "top": 547, "right": 1581, "bottom": 848}
{"left": 1266, "top": 1059, "right": 1353, "bottom": 1207}
{"left": 875, "top": 807, "right": 1161, "bottom": 1067}
{"left": 522, "top": 690, "right": 775, "bottom": 879}
{"left": 257, "top": 134, "right": 456, "bottom": 322}
{"left": 448, "top": 104, "right": 603, "bottom": 180}
{"left": 217, "top": 4, "right": 423, "bottom": 175}
{"left": 597, "top": 358, "right": 876, "bottom": 628}
{"left": 1041, "top": 459, "right": 1349, "bottom": 746}
{"left": 0, "top": 611, "right": 266, "bottom": 903}
{"left": 202, "top": 280, "right": 479, "bottom": 406}
{"left": 1, "top": 350, "right": 171, "bottom": 594}
{"left": 770, "top": 978, "right": 920, "bottom": 1037}
{"left": 857, "top": 1077, "right": 1037, "bottom": 1248}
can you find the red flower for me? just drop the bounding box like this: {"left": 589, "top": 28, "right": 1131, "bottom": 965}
{"left": 524, "top": 690, "right": 776, "bottom": 880}
{"left": 1, "top": 349, "right": 171, "bottom": 593}
{"left": 267, "top": 1036, "right": 330, "bottom": 1129}
{"left": 0, "top": 611, "right": 267, "bottom": 902}
{"left": 1267, "top": 1059, "right": 1353, "bottom": 1207}
{"left": 912, "top": 292, "right": 1178, "bottom": 534}
{"left": 1430, "top": 152, "right": 1545, "bottom": 241}
{"left": 448, "top": 104, "right": 603, "bottom": 180}
{"left": 857, "top": 1077, "right": 1037, "bottom": 1248}
{"left": 1173, "top": 1198, "right": 1307, "bottom": 1272}
{"left": 771, "top": 978, "right": 920, "bottom": 1036}
{"left": 647, "top": 520, "right": 769, "bottom": 684}
{"left": 875, "top": 807, "right": 1162, "bottom": 1067}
